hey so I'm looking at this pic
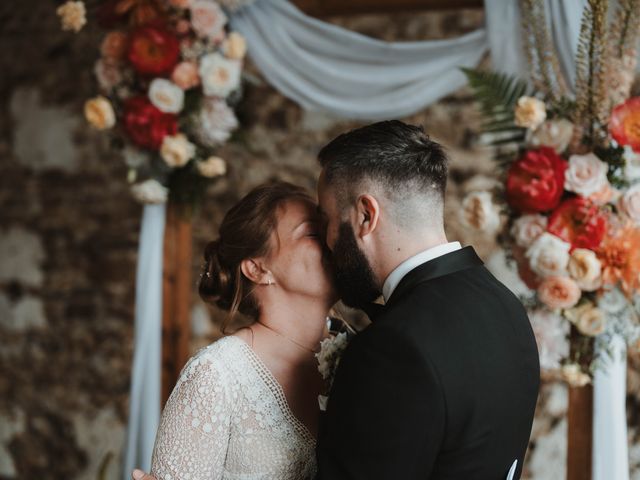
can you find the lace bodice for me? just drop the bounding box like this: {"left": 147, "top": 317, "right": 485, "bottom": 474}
{"left": 151, "top": 336, "right": 317, "bottom": 480}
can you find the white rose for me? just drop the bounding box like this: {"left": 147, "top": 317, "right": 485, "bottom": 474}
{"left": 514, "top": 96, "right": 546, "bottom": 130}
{"left": 561, "top": 363, "right": 591, "bottom": 387}
{"left": 511, "top": 214, "right": 548, "bottom": 248}
{"left": 564, "top": 303, "right": 607, "bottom": 337}
{"left": 199, "top": 53, "right": 241, "bottom": 98}
{"left": 527, "top": 119, "right": 574, "bottom": 154}
{"left": 623, "top": 146, "right": 640, "bottom": 182}
{"left": 460, "top": 191, "right": 501, "bottom": 233}
{"left": 160, "top": 133, "right": 196, "bottom": 168}
{"left": 619, "top": 183, "right": 640, "bottom": 225}
{"left": 564, "top": 153, "right": 609, "bottom": 197}
{"left": 149, "top": 78, "right": 184, "bottom": 114}
{"left": 568, "top": 248, "right": 602, "bottom": 291}
{"left": 597, "top": 287, "right": 628, "bottom": 314}
{"left": 194, "top": 98, "right": 239, "bottom": 147}
{"left": 190, "top": 0, "right": 227, "bottom": 40}
{"left": 84, "top": 96, "right": 116, "bottom": 130}
{"left": 131, "top": 179, "right": 168, "bottom": 204}
{"left": 526, "top": 232, "right": 571, "bottom": 278}
{"left": 197, "top": 156, "right": 227, "bottom": 178}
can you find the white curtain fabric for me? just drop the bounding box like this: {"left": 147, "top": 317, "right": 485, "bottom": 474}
{"left": 123, "top": 204, "right": 165, "bottom": 479}
{"left": 229, "top": 0, "right": 488, "bottom": 120}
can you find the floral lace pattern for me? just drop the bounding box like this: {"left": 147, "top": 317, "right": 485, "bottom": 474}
{"left": 151, "top": 336, "right": 317, "bottom": 480}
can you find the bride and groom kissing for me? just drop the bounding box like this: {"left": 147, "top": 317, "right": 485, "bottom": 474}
{"left": 133, "top": 120, "right": 540, "bottom": 480}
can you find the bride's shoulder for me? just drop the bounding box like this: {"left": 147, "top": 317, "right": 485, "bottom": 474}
{"left": 176, "top": 335, "right": 245, "bottom": 385}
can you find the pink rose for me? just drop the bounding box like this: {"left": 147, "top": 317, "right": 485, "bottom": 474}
{"left": 564, "top": 153, "right": 610, "bottom": 197}
{"left": 537, "top": 276, "right": 581, "bottom": 310}
{"left": 94, "top": 58, "right": 123, "bottom": 91}
{"left": 511, "top": 214, "right": 548, "bottom": 248}
{"left": 190, "top": 0, "right": 227, "bottom": 41}
{"left": 171, "top": 61, "right": 200, "bottom": 90}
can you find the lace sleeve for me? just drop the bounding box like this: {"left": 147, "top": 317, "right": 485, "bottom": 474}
{"left": 151, "top": 350, "right": 234, "bottom": 480}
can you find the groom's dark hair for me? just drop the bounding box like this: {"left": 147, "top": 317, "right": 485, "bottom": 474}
{"left": 318, "top": 120, "right": 449, "bottom": 219}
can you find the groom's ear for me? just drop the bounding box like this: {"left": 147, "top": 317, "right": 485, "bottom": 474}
{"left": 240, "top": 258, "right": 271, "bottom": 285}
{"left": 355, "top": 194, "right": 380, "bottom": 238}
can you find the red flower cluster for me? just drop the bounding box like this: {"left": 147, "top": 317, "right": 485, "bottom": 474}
{"left": 548, "top": 197, "right": 608, "bottom": 250}
{"left": 122, "top": 96, "right": 177, "bottom": 150}
{"left": 127, "top": 24, "right": 180, "bottom": 76}
{"left": 506, "top": 147, "right": 567, "bottom": 213}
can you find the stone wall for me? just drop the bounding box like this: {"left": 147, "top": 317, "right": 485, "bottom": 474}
{"left": 0, "top": 2, "right": 638, "bottom": 479}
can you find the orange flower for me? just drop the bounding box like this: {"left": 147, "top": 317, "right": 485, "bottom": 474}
{"left": 610, "top": 97, "right": 640, "bottom": 152}
{"left": 115, "top": 0, "right": 165, "bottom": 25}
{"left": 597, "top": 221, "right": 640, "bottom": 297}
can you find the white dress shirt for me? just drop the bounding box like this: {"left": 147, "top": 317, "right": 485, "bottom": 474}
{"left": 381, "top": 242, "right": 462, "bottom": 302}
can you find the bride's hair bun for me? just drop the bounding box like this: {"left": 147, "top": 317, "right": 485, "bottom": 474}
{"left": 197, "top": 182, "right": 314, "bottom": 333}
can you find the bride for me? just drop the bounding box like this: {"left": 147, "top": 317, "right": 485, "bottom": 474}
{"left": 150, "top": 182, "right": 337, "bottom": 480}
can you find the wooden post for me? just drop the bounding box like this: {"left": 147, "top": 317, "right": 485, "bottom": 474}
{"left": 161, "top": 202, "right": 193, "bottom": 406}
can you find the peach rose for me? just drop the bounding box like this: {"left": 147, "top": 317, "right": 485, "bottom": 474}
{"left": 84, "top": 96, "right": 116, "bottom": 130}
{"left": 160, "top": 133, "right": 196, "bottom": 168}
{"left": 537, "top": 276, "right": 581, "bottom": 310}
{"left": 100, "top": 31, "right": 128, "bottom": 61}
{"left": 197, "top": 156, "right": 227, "bottom": 178}
{"left": 222, "top": 32, "right": 247, "bottom": 60}
{"left": 568, "top": 248, "right": 602, "bottom": 291}
{"left": 564, "top": 153, "right": 609, "bottom": 197}
{"left": 515, "top": 96, "right": 546, "bottom": 130}
{"left": 564, "top": 303, "right": 607, "bottom": 337}
{"left": 511, "top": 214, "right": 548, "bottom": 248}
{"left": 619, "top": 183, "right": 640, "bottom": 225}
{"left": 171, "top": 62, "right": 200, "bottom": 90}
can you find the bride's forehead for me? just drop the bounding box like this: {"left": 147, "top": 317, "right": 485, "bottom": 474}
{"left": 275, "top": 199, "right": 317, "bottom": 224}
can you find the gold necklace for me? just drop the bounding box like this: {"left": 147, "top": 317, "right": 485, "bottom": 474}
{"left": 256, "top": 321, "right": 319, "bottom": 354}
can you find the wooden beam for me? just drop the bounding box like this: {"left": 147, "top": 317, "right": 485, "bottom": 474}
{"left": 292, "top": 0, "right": 483, "bottom": 16}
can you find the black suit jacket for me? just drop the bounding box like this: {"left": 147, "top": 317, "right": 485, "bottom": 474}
{"left": 316, "top": 247, "right": 540, "bottom": 479}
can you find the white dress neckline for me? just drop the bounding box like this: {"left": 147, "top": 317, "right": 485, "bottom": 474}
{"left": 227, "top": 335, "right": 317, "bottom": 446}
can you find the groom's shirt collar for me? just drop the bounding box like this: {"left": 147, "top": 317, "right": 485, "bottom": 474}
{"left": 382, "top": 241, "right": 462, "bottom": 302}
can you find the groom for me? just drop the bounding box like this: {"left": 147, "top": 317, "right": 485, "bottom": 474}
{"left": 313, "top": 120, "right": 539, "bottom": 479}
{"left": 133, "top": 121, "right": 540, "bottom": 479}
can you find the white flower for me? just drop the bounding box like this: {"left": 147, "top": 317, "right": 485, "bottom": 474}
{"left": 460, "top": 191, "right": 501, "bottom": 233}
{"left": 528, "top": 308, "right": 569, "bottom": 370}
{"left": 623, "top": 146, "right": 640, "bottom": 182}
{"left": 511, "top": 214, "right": 548, "bottom": 248}
{"left": 84, "top": 96, "right": 116, "bottom": 130}
{"left": 160, "top": 133, "right": 196, "bottom": 168}
{"left": 526, "top": 233, "right": 571, "bottom": 278}
{"left": 527, "top": 119, "right": 574, "bottom": 154}
{"left": 514, "top": 96, "right": 546, "bottom": 130}
{"left": 197, "top": 156, "right": 227, "bottom": 178}
{"left": 57, "top": 0, "right": 86, "bottom": 32}
{"left": 149, "top": 78, "right": 184, "bottom": 114}
{"left": 564, "top": 153, "right": 609, "bottom": 197}
{"left": 131, "top": 179, "right": 168, "bottom": 204}
{"left": 199, "top": 53, "right": 241, "bottom": 98}
{"left": 561, "top": 363, "right": 591, "bottom": 387}
{"left": 567, "top": 248, "right": 602, "bottom": 292}
{"left": 194, "top": 98, "right": 239, "bottom": 147}
{"left": 316, "top": 332, "right": 349, "bottom": 383}
{"left": 619, "top": 183, "right": 640, "bottom": 225}
{"left": 598, "top": 287, "right": 628, "bottom": 314}
{"left": 190, "top": 0, "right": 227, "bottom": 40}
{"left": 94, "top": 59, "right": 123, "bottom": 92}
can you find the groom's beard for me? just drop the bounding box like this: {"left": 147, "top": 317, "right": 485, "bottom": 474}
{"left": 330, "top": 222, "right": 380, "bottom": 309}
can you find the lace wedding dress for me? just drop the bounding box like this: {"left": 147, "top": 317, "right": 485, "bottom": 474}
{"left": 151, "top": 335, "right": 317, "bottom": 480}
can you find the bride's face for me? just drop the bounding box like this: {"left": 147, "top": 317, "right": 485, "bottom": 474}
{"left": 266, "top": 199, "right": 337, "bottom": 305}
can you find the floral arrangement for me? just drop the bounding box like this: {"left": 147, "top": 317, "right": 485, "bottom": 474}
{"left": 461, "top": 0, "right": 640, "bottom": 386}
{"left": 57, "top": 0, "right": 250, "bottom": 206}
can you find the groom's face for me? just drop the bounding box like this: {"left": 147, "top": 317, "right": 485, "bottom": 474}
{"left": 317, "top": 174, "right": 380, "bottom": 308}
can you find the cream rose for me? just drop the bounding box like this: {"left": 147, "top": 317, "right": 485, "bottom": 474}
{"left": 190, "top": 0, "right": 227, "bottom": 40}
{"left": 526, "top": 233, "right": 571, "bottom": 278}
{"left": 537, "top": 276, "right": 581, "bottom": 310}
{"left": 222, "top": 32, "right": 247, "bottom": 60}
{"left": 460, "top": 191, "right": 501, "bottom": 233}
{"left": 564, "top": 303, "right": 607, "bottom": 337}
{"left": 131, "top": 179, "right": 168, "bottom": 204}
{"left": 84, "top": 96, "right": 116, "bottom": 130}
{"left": 197, "top": 156, "right": 227, "bottom": 178}
{"left": 199, "top": 53, "right": 242, "bottom": 98}
{"left": 527, "top": 119, "right": 574, "bottom": 153}
{"left": 564, "top": 153, "right": 609, "bottom": 197}
{"left": 160, "top": 134, "right": 196, "bottom": 168}
{"left": 57, "top": 0, "right": 86, "bottom": 32}
{"left": 514, "top": 96, "right": 546, "bottom": 130}
{"left": 619, "top": 183, "right": 640, "bottom": 225}
{"left": 511, "top": 214, "right": 548, "bottom": 248}
{"left": 568, "top": 248, "right": 602, "bottom": 291}
{"left": 561, "top": 363, "right": 591, "bottom": 387}
{"left": 149, "top": 79, "right": 184, "bottom": 114}
{"left": 171, "top": 62, "right": 200, "bottom": 90}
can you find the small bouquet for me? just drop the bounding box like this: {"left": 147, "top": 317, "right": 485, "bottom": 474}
{"left": 57, "top": 0, "right": 247, "bottom": 206}
{"left": 461, "top": 0, "right": 640, "bottom": 385}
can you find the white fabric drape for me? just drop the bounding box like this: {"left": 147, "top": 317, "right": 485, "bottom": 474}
{"left": 123, "top": 204, "right": 165, "bottom": 479}
{"left": 229, "top": 0, "right": 488, "bottom": 120}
